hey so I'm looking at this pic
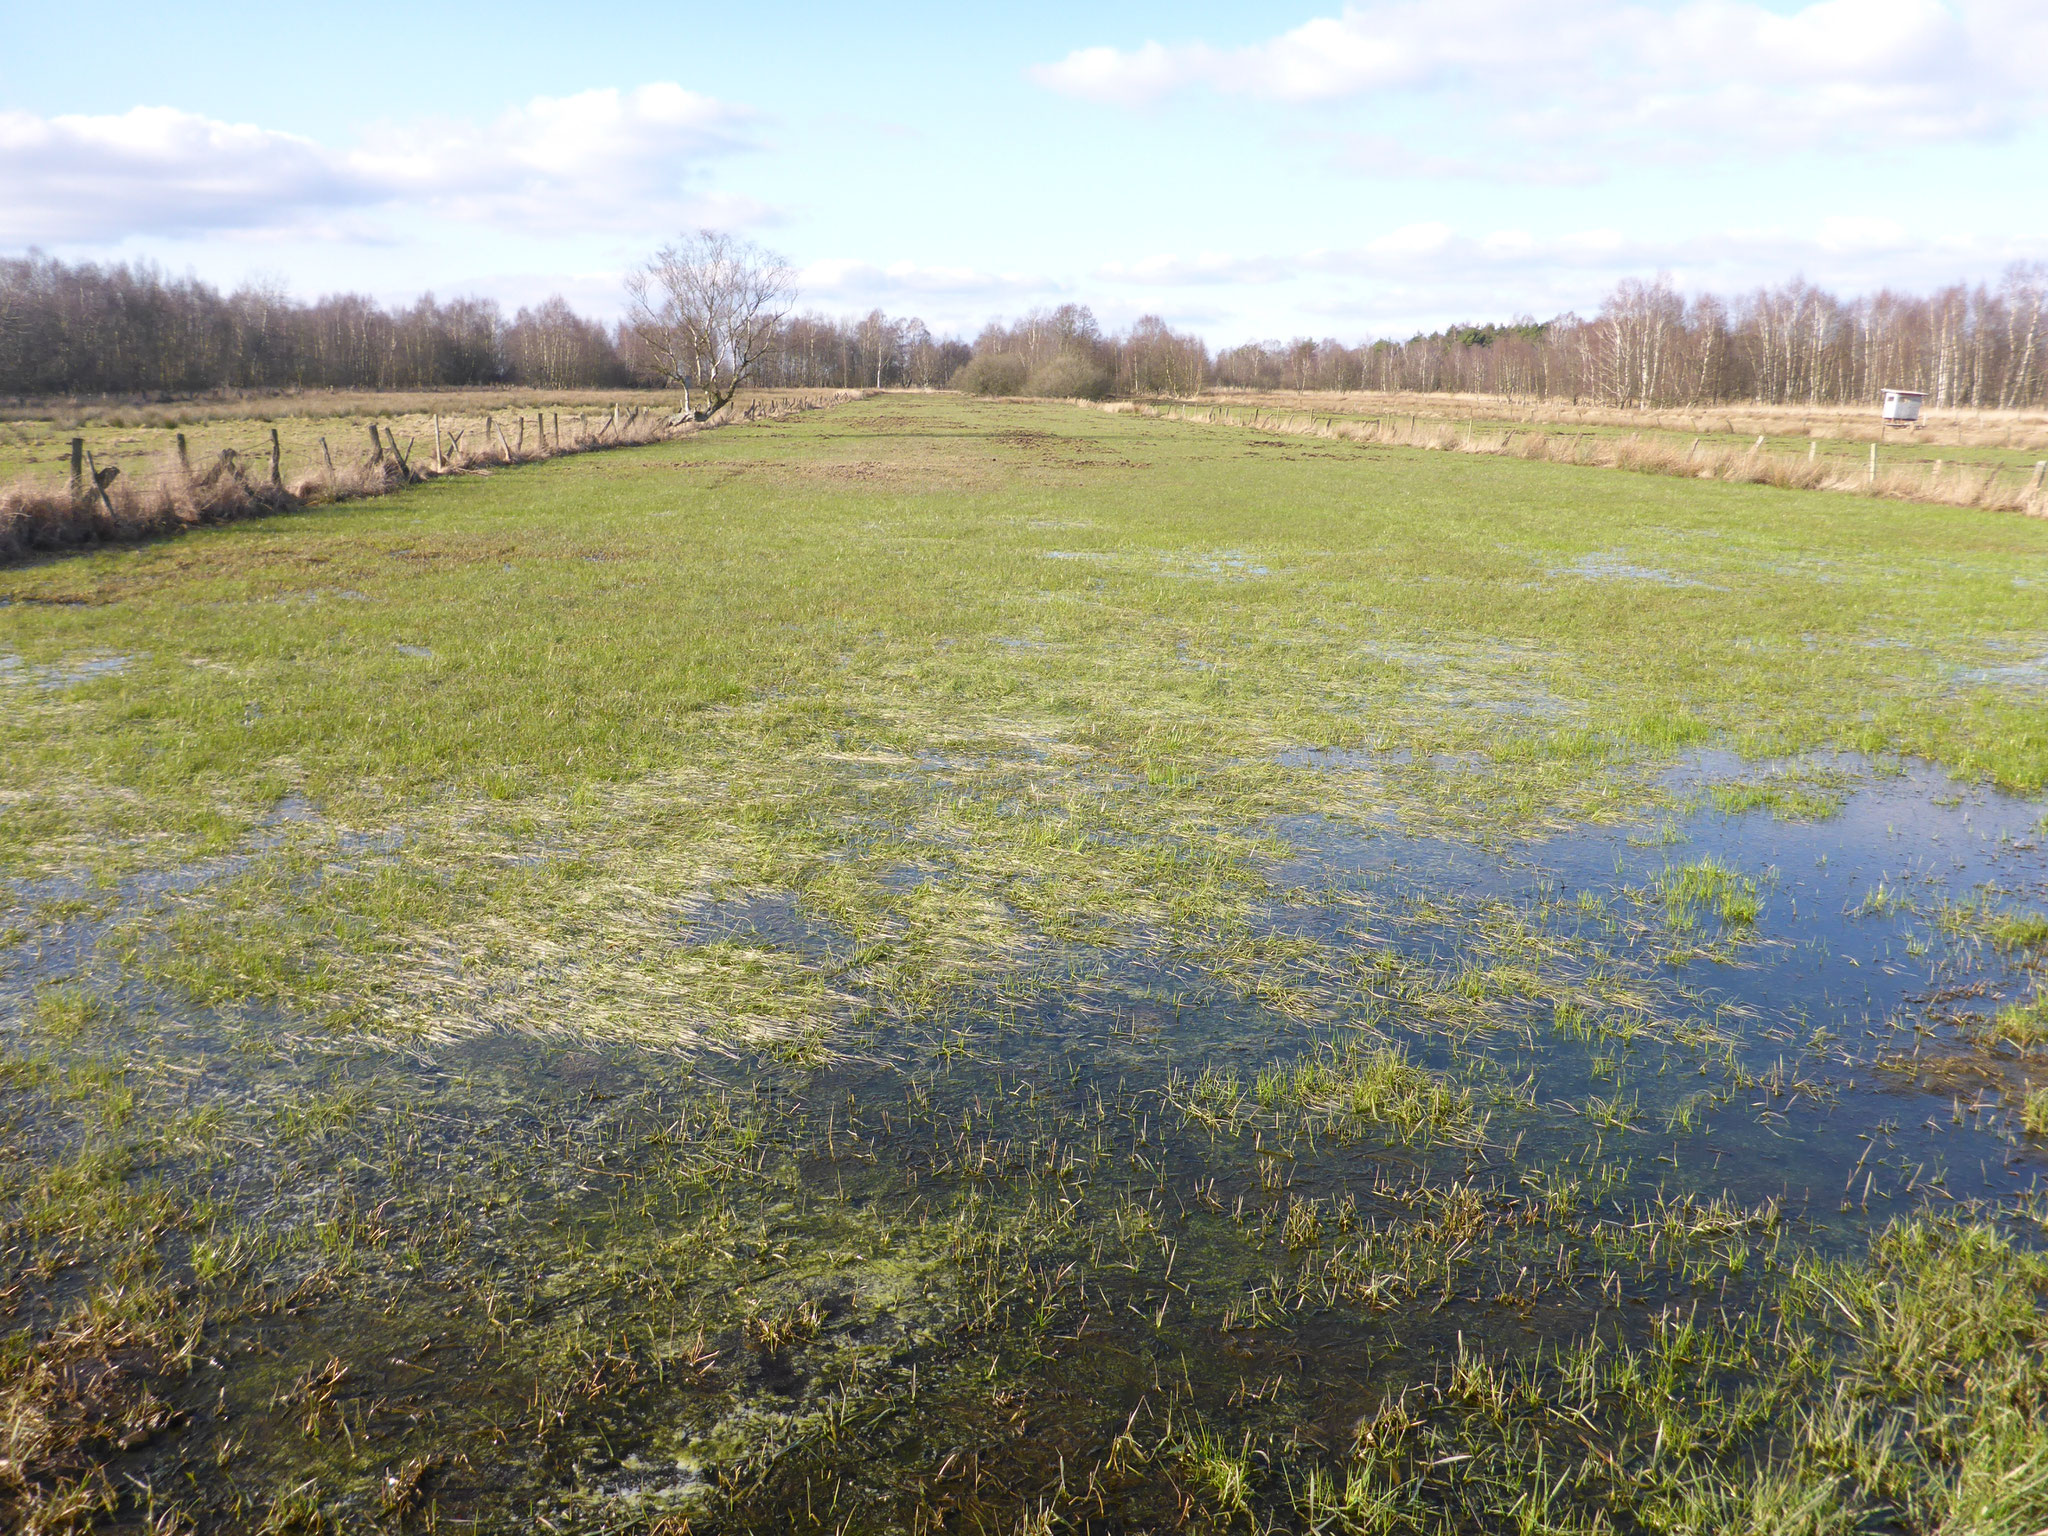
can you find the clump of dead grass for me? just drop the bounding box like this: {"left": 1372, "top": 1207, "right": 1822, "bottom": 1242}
{"left": 0, "top": 462, "right": 303, "bottom": 563}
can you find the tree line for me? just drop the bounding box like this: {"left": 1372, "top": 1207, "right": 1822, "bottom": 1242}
{"left": 1215, "top": 269, "right": 2047, "bottom": 409}
{"left": 4, "top": 247, "right": 2044, "bottom": 409}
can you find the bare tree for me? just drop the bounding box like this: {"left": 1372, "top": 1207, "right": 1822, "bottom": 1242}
{"left": 856, "top": 309, "right": 901, "bottom": 388}
{"left": 625, "top": 230, "right": 796, "bottom": 418}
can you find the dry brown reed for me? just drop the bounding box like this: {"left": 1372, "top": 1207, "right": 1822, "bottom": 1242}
{"left": 3, "top": 385, "right": 698, "bottom": 431}
{"left": 0, "top": 392, "right": 862, "bottom": 565}
{"left": 1196, "top": 388, "right": 2048, "bottom": 453}
{"left": 1093, "top": 400, "right": 2048, "bottom": 518}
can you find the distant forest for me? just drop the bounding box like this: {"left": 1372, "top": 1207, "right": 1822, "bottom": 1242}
{"left": 3, "top": 251, "right": 2043, "bottom": 409}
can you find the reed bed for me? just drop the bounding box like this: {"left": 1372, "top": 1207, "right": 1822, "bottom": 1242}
{"left": 1098, "top": 399, "right": 2048, "bottom": 517}
{"left": 0, "top": 391, "right": 863, "bottom": 563}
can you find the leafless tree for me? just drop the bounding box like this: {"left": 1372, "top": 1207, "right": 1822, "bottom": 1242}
{"left": 625, "top": 230, "right": 796, "bottom": 417}
{"left": 6, "top": 247, "right": 2047, "bottom": 412}
{"left": 855, "top": 309, "right": 903, "bottom": 389}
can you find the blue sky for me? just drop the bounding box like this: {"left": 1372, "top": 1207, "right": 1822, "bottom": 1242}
{"left": 3, "top": 0, "right": 2043, "bottom": 342}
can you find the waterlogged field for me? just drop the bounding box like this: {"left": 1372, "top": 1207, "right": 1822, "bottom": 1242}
{"left": 3, "top": 394, "right": 2048, "bottom": 1533}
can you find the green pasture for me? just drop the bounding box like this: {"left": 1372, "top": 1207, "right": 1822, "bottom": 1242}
{"left": 5, "top": 392, "right": 2043, "bottom": 849}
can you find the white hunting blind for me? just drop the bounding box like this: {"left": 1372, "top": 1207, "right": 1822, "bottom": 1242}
{"left": 1881, "top": 389, "right": 1926, "bottom": 424}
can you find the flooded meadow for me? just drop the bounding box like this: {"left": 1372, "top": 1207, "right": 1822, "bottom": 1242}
{"left": 4, "top": 395, "right": 2047, "bottom": 1532}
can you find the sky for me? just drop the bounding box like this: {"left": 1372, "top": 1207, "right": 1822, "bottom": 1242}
{"left": 2, "top": 0, "right": 2044, "bottom": 345}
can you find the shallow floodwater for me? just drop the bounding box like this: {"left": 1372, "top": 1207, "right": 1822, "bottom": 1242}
{"left": 4, "top": 751, "right": 2045, "bottom": 1530}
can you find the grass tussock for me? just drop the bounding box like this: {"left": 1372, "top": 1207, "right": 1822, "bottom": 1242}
{"left": 2022, "top": 1088, "right": 2048, "bottom": 1135}
{"left": 1251, "top": 1043, "right": 1473, "bottom": 1138}
{"left": 0, "top": 461, "right": 303, "bottom": 563}
{"left": 1990, "top": 991, "right": 2048, "bottom": 1050}
{"left": 1652, "top": 856, "right": 1762, "bottom": 929}
{"left": 1988, "top": 910, "right": 2048, "bottom": 951}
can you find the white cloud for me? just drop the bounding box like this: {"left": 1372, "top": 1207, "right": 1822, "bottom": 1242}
{"left": 1031, "top": 0, "right": 2046, "bottom": 153}
{"left": 352, "top": 84, "right": 759, "bottom": 234}
{"left": 0, "top": 107, "right": 362, "bottom": 243}
{"left": 798, "top": 258, "right": 1053, "bottom": 301}
{"left": 0, "top": 85, "right": 761, "bottom": 246}
{"left": 1330, "top": 134, "right": 1603, "bottom": 185}
{"left": 1095, "top": 252, "right": 1296, "bottom": 286}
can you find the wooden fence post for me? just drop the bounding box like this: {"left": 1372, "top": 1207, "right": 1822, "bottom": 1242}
{"left": 320, "top": 437, "right": 335, "bottom": 477}
{"left": 68, "top": 438, "right": 84, "bottom": 500}
{"left": 176, "top": 433, "right": 192, "bottom": 481}
{"left": 368, "top": 422, "right": 384, "bottom": 463}
{"left": 268, "top": 428, "right": 282, "bottom": 488}
{"left": 434, "top": 415, "right": 445, "bottom": 471}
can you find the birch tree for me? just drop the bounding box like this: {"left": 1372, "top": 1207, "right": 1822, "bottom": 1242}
{"left": 625, "top": 231, "right": 796, "bottom": 417}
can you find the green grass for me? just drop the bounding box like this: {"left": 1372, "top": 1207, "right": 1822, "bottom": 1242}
{"left": 3, "top": 394, "right": 2042, "bottom": 1044}
{"left": 1652, "top": 856, "right": 1763, "bottom": 929}
{"left": 2023, "top": 1087, "right": 2048, "bottom": 1136}
{"left": 1251, "top": 1042, "right": 1472, "bottom": 1138}
{"left": 1708, "top": 776, "right": 1846, "bottom": 820}
{"left": 1989, "top": 910, "right": 2048, "bottom": 950}
{"left": 1991, "top": 991, "right": 2048, "bottom": 1049}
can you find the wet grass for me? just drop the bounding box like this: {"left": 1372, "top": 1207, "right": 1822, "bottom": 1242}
{"left": 3, "top": 394, "right": 2047, "bottom": 1531}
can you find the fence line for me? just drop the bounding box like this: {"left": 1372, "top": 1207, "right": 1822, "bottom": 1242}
{"left": 0, "top": 392, "right": 868, "bottom": 564}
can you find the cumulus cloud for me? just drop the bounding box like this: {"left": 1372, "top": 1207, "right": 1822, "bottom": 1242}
{"left": 0, "top": 108, "right": 361, "bottom": 243}
{"left": 1031, "top": 0, "right": 2047, "bottom": 152}
{"left": 0, "top": 85, "right": 760, "bottom": 246}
